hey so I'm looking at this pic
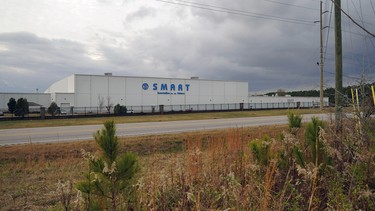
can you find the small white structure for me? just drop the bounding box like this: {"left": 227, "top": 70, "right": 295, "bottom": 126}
{"left": 246, "top": 96, "right": 328, "bottom": 109}
{"left": 0, "top": 93, "right": 51, "bottom": 110}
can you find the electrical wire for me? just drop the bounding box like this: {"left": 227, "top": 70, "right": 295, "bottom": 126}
{"left": 370, "top": 0, "right": 375, "bottom": 16}
{"left": 324, "top": 0, "right": 333, "bottom": 64}
{"left": 262, "top": 0, "right": 318, "bottom": 11}
{"left": 155, "top": 0, "right": 375, "bottom": 93}
{"left": 330, "top": 0, "right": 375, "bottom": 38}
{"left": 155, "top": 0, "right": 316, "bottom": 25}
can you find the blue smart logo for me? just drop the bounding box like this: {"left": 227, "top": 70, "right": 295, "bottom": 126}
{"left": 142, "top": 83, "right": 149, "bottom": 90}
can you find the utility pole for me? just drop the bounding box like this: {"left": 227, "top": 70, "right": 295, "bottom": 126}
{"left": 334, "top": 0, "right": 343, "bottom": 130}
{"left": 319, "top": 1, "right": 324, "bottom": 110}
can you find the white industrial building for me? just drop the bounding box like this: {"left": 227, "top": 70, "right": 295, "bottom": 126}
{"left": 0, "top": 73, "right": 329, "bottom": 112}
{"left": 44, "top": 73, "right": 249, "bottom": 108}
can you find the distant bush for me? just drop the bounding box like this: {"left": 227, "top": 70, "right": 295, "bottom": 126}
{"left": 14, "top": 98, "right": 29, "bottom": 117}
{"left": 47, "top": 102, "right": 59, "bottom": 116}
{"left": 114, "top": 104, "right": 127, "bottom": 115}
{"left": 7, "top": 97, "right": 16, "bottom": 115}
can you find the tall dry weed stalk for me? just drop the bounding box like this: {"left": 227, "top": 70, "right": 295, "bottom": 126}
{"left": 262, "top": 160, "right": 277, "bottom": 211}
{"left": 51, "top": 180, "right": 74, "bottom": 211}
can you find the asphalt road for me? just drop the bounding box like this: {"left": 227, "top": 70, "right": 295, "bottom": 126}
{"left": 0, "top": 113, "right": 331, "bottom": 145}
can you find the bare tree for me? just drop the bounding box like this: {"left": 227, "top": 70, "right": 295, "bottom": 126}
{"left": 276, "top": 89, "right": 286, "bottom": 97}
{"left": 98, "top": 95, "right": 105, "bottom": 113}
{"left": 106, "top": 96, "right": 113, "bottom": 113}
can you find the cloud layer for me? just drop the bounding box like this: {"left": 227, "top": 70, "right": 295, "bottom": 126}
{"left": 0, "top": 0, "right": 374, "bottom": 93}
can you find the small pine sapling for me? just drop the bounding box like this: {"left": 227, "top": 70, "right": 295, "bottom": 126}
{"left": 287, "top": 112, "right": 303, "bottom": 134}
{"left": 77, "top": 121, "right": 139, "bottom": 211}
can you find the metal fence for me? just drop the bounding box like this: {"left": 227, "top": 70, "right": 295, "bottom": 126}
{"left": 0, "top": 101, "right": 325, "bottom": 119}
{"left": 62, "top": 102, "right": 322, "bottom": 114}
{"left": 61, "top": 102, "right": 328, "bottom": 115}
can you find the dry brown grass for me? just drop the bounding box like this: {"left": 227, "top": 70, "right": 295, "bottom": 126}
{"left": 1, "top": 117, "right": 374, "bottom": 210}
{"left": 0, "top": 125, "right": 286, "bottom": 210}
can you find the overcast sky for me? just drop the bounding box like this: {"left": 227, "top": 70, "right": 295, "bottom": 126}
{"left": 0, "top": 0, "right": 374, "bottom": 94}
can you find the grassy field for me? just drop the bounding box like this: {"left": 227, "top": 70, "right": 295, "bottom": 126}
{"left": 1, "top": 113, "right": 374, "bottom": 210}
{"left": 0, "top": 125, "right": 287, "bottom": 210}
{"left": 0, "top": 108, "right": 331, "bottom": 129}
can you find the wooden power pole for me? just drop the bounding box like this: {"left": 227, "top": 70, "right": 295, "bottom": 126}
{"left": 319, "top": 1, "right": 324, "bottom": 110}
{"left": 334, "top": 0, "right": 343, "bottom": 130}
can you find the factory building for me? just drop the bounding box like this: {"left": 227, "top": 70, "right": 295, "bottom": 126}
{"left": 0, "top": 73, "right": 329, "bottom": 112}
{"left": 44, "top": 73, "right": 249, "bottom": 108}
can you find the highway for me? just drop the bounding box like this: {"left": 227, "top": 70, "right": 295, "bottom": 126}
{"left": 0, "top": 113, "right": 331, "bottom": 145}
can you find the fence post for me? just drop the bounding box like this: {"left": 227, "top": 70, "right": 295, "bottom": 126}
{"left": 40, "top": 107, "right": 45, "bottom": 119}
{"left": 159, "top": 105, "right": 164, "bottom": 115}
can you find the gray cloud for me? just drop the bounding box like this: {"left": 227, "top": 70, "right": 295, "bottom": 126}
{"left": 0, "top": 0, "right": 374, "bottom": 94}
{"left": 126, "top": 6, "right": 156, "bottom": 22}
{"left": 0, "top": 32, "right": 109, "bottom": 91}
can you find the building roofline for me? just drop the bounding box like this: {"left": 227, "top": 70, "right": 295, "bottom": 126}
{"left": 72, "top": 73, "right": 248, "bottom": 83}
{"left": 0, "top": 92, "right": 50, "bottom": 95}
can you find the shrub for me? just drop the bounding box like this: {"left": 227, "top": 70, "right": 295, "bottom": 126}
{"left": 249, "top": 135, "right": 272, "bottom": 165}
{"left": 114, "top": 104, "right": 127, "bottom": 116}
{"left": 305, "top": 117, "right": 325, "bottom": 164}
{"left": 77, "top": 121, "right": 139, "bottom": 211}
{"left": 287, "top": 112, "right": 302, "bottom": 132}
{"left": 48, "top": 102, "right": 59, "bottom": 116}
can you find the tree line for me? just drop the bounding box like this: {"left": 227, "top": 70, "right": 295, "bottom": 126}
{"left": 6, "top": 97, "right": 129, "bottom": 117}
{"left": 266, "top": 83, "right": 375, "bottom": 105}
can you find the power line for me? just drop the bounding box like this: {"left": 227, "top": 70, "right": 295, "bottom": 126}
{"left": 325, "top": 26, "right": 370, "bottom": 37}
{"left": 155, "top": 0, "right": 316, "bottom": 26}
{"left": 317, "top": 66, "right": 370, "bottom": 81}
{"left": 324, "top": 51, "right": 375, "bottom": 63}
{"left": 330, "top": 0, "right": 375, "bottom": 38}
{"left": 324, "top": 0, "right": 333, "bottom": 64}
{"left": 370, "top": 0, "right": 375, "bottom": 16}
{"left": 262, "top": 0, "right": 318, "bottom": 11}
{"left": 350, "top": 0, "right": 365, "bottom": 25}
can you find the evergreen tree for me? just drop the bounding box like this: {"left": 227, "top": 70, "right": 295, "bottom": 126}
{"left": 47, "top": 102, "right": 59, "bottom": 116}
{"left": 77, "top": 121, "right": 139, "bottom": 211}
{"left": 114, "top": 104, "right": 127, "bottom": 116}
{"left": 14, "top": 98, "right": 29, "bottom": 117}
{"left": 7, "top": 98, "right": 16, "bottom": 115}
